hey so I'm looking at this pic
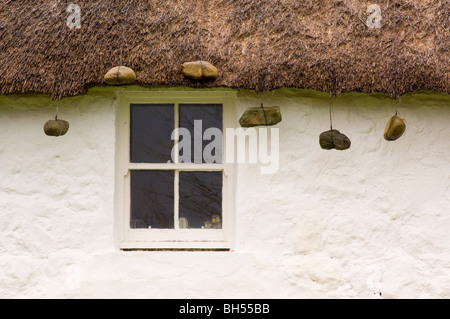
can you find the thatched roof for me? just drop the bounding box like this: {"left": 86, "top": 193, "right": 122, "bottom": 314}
{"left": 0, "top": 0, "right": 448, "bottom": 99}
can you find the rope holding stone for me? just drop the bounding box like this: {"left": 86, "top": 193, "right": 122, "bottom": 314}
{"left": 260, "top": 102, "right": 268, "bottom": 127}
{"left": 44, "top": 99, "right": 69, "bottom": 137}
{"left": 55, "top": 99, "right": 59, "bottom": 121}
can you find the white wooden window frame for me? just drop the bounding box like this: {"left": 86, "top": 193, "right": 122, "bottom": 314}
{"left": 114, "top": 91, "right": 236, "bottom": 250}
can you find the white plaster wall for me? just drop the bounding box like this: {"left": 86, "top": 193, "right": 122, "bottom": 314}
{"left": 0, "top": 88, "right": 449, "bottom": 299}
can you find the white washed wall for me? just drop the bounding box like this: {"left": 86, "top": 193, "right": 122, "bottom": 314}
{"left": 0, "top": 88, "right": 449, "bottom": 298}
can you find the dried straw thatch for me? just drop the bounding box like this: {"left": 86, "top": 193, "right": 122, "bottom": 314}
{"left": 0, "top": 0, "right": 448, "bottom": 99}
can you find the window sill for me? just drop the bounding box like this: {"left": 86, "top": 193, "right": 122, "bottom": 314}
{"left": 118, "top": 240, "right": 232, "bottom": 251}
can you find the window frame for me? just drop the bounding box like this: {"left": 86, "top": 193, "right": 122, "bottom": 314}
{"left": 115, "top": 91, "right": 236, "bottom": 250}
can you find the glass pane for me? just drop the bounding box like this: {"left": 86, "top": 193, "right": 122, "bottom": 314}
{"left": 130, "top": 104, "right": 174, "bottom": 163}
{"left": 130, "top": 170, "right": 174, "bottom": 229}
{"left": 179, "top": 171, "right": 223, "bottom": 229}
{"left": 179, "top": 104, "right": 223, "bottom": 164}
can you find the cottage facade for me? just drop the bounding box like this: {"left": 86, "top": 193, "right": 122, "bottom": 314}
{"left": 0, "top": 0, "right": 449, "bottom": 298}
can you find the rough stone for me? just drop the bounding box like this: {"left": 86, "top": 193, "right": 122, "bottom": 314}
{"left": 43, "top": 119, "right": 70, "bottom": 137}
{"left": 384, "top": 115, "right": 406, "bottom": 141}
{"left": 104, "top": 66, "right": 136, "bottom": 86}
{"left": 319, "top": 129, "right": 351, "bottom": 150}
{"left": 182, "top": 61, "right": 218, "bottom": 80}
{"left": 239, "top": 106, "right": 282, "bottom": 127}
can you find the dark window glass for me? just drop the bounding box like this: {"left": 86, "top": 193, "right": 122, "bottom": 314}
{"left": 179, "top": 104, "right": 223, "bottom": 164}
{"left": 130, "top": 104, "right": 174, "bottom": 163}
{"left": 130, "top": 170, "right": 174, "bottom": 229}
{"left": 179, "top": 171, "right": 223, "bottom": 229}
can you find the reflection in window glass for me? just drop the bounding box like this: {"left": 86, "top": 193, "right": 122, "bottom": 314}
{"left": 179, "top": 171, "right": 223, "bottom": 229}
{"left": 179, "top": 104, "right": 223, "bottom": 164}
{"left": 130, "top": 170, "right": 174, "bottom": 229}
{"left": 130, "top": 104, "right": 174, "bottom": 163}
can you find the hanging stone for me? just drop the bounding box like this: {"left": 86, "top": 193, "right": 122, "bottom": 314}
{"left": 104, "top": 66, "right": 136, "bottom": 85}
{"left": 319, "top": 129, "right": 351, "bottom": 151}
{"left": 44, "top": 118, "right": 70, "bottom": 137}
{"left": 182, "top": 61, "right": 218, "bottom": 80}
{"left": 239, "top": 106, "right": 282, "bottom": 127}
{"left": 384, "top": 115, "right": 406, "bottom": 141}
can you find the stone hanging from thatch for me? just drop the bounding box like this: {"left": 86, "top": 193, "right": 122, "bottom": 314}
{"left": 319, "top": 129, "right": 351, "bottom": 151}
{"left": 182, "top": 61, "right": 218, "bottom": 81}
{"left": 239, "top": 106, "right": 282, "bottom": 127}
{"left": 104, "top": 66, "right": 136, "bottom": 85}
{"left": 384, "top": 115, "right": 406, "bottom": 141}
{"left": 44, "top": 118, "right": 70, "bottom": 137}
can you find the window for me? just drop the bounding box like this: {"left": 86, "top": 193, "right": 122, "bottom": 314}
{"left": 115, "top": 91, "right": 236, "bottom": 249}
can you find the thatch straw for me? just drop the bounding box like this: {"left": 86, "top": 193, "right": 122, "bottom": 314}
{"left": 0, "top": 0, "right": 448, "bottom": 100}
